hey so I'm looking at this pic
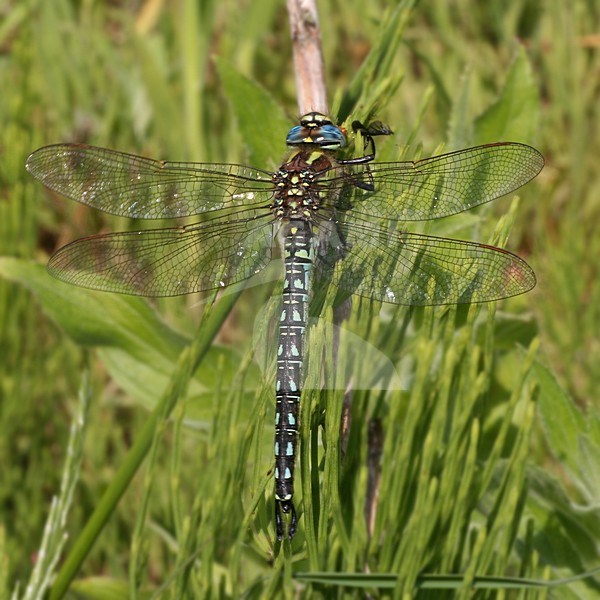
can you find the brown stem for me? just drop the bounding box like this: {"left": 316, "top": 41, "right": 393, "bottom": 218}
{"left": 286, "top": 0, "right": 328, "bottom": 115}
{"left": 365, "top": 418, "right": 383, "bottom": 538}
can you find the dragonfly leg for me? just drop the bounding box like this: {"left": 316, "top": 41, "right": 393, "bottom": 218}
{"left": 338, "top": 119, "right": 393, "bottom": 165}
{"left": 275, "top": 499, "right": 297, "bottom": 540}
{"left": 344, "top": 172, "right": 376, "bottom": 192}
{"left": 338, "top": 153, "right": 376, "bottom": 166}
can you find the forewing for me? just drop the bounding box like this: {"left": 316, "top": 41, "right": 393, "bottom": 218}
{"left": 48, "top": 217, "right": 276, "bottom": 296}
{"left": 320, "top": 219, "right": 535, "bottom": 306}
{"left": 324, "top": 143, "right": 544, "bottom": 221}
{"left": 26, "top": 144, "right": 275, "bottom": 219}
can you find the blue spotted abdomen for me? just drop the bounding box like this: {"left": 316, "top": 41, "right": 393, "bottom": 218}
{"left": 274, "top": 219, "right": 313, "bottom": 513}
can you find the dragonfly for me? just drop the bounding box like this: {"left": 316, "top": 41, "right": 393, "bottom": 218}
{"left": 26, "top": 112, "right": 543, "bottom": 540}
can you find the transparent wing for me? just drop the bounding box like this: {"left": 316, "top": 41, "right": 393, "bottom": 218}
{"left": 324, "top": 143, "right": 544, "bottom": 221}
{"left": 26, "top": 144, "right": 275, "bottom": 219}
{"left": 319, "top": 219, "right": 535, "bottom": 306}
{"left": 48, "top": 216, "right": 276, "bottom": 296}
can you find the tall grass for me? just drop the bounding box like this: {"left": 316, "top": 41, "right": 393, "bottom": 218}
{"left": 0, "top": 0, "right": 598, "bottom": 597}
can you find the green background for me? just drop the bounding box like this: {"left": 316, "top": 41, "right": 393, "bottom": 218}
{"left": 0, "top": 0, "right": 598, "bottom": 597}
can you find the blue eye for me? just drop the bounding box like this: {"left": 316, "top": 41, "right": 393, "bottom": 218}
{"left": 317, "top": 124, "right": 346, "bottom": 148}
{"left": 285, "top": 125, "right": 305, "bottom": 146}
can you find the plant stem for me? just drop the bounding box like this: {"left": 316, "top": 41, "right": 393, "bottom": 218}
{"left": 286, "top": 0, "right": 328, "bottom": 114}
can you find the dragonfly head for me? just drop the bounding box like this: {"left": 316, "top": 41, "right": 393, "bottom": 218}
{"left": 286, "top": 112, "right": 347, "bottom": 150}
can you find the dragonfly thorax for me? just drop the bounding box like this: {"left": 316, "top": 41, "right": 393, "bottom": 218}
{"left": 271, "top": 150, "right": 333, "bottom": 220}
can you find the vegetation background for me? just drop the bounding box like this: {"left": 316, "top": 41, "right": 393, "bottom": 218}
{"left": 0, "top": 0, "right": 598, "bottom": 597}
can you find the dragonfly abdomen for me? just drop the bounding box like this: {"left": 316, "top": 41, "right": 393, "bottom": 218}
{"left": 274, "top": 218, "right": 313, "bottom": 540}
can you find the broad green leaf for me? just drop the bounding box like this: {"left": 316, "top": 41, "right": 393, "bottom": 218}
{"left": 576, "top": 433, "right": 600, "bottom": 503}
{"left": 527, "top": 466, "right": 600, "bottom": 570}
{"left": 532, "top": 357, "right": 585, "bottom": 474}
{"left": 0, "top": 257, "right": 260, "bottom": 412}
{"left": 216, "top": 58, "right": 289, "bottom": 168}
{"left": 474, "top": 45, "right": 540, "bottom": 143}
{"left": 0, "top": 258, "right": 186, "bottom": 354}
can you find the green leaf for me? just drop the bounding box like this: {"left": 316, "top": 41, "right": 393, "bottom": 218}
{"left": 531, "top": 357, "right": 586, "bottom": 477}
{"left": 474, "top": 45, "right": 540, "bottom": 143}
{"left": 215, "top": 58, "right": 289, "bottom": 168}
{"left": 487, "top": 313, "right": 538, "bottom": 349}
{"left": 447, "top": 66, "right": 473, "bottom": 149}
{"left": 0, "top": 258, "right": 186, "bottom": 354}
{"left": 576, "top": 432, "right": 600, "bottom": 503}
{"left": 0, "top": 257, "right": 260, "bottom": 412}
{"left": 295, "top": 568, "right": 600, "bottom": 590}
{"left": 97, "top": 344, "right": 247, "bottom": 421}
{"left": 527, "top": 466, "right": 600, "bottom": 571}
{"left": 70, "top": 576, "right": 143, "bottom": 599}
